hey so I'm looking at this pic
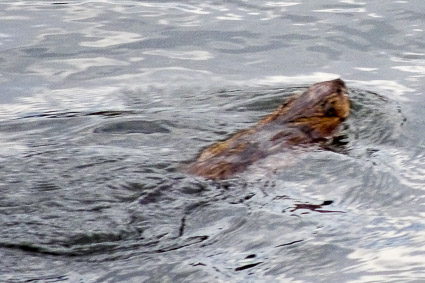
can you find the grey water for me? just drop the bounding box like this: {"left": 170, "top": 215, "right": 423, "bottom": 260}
{"left": 1, "top": 0, "right": 425, "bottom": 282}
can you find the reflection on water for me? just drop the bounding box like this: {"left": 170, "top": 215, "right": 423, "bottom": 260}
{"left": 1, "top": 0, "right": 425, "bottom": 282}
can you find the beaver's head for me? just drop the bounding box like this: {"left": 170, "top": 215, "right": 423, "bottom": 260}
{"left": 286, "top": 78, "right": 350, "bottom": 139}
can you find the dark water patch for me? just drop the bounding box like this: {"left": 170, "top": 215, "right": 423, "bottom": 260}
{"left": 307, "top": 46, "right": 342, "bottom": 60}
{"left": 22, "top": 47, "right": 50, "bottom": 56}
{"left": 94, "top": 120, "right": 170, "bottom": 134}
{"left": 22, "top": 110, "right": 137, "bottom": 119}
{"left": 290, "top": 200, "right": 344, "bottom": 214}
{"left": 235, "top": 261, "right": 262, "bottom": 271}
{"left": 215, "top": 40, "right": 288, "bottom": 54}
{"left": 275, "top": 239, "right": 304, "bottom": 248}
{"left": 126, "top": 29, "right": 260, "bottom": 50}
{"left": 282, "top": 14, "right": 319, "bottom": 24}
{"left": 155, "top": 236, "right": 209, "bottom": 254}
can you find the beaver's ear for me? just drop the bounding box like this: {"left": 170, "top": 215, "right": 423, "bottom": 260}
{"left": 333, "top": 78, "right": 346, "bottom": 89}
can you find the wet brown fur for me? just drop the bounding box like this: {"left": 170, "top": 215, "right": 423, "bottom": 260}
{"left": 185, "top": 79, "right": 350, "bottom": 179}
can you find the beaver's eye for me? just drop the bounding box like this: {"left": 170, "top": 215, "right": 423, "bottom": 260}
{"left": 324, "top": 103, "right": 337, "bottom": 117}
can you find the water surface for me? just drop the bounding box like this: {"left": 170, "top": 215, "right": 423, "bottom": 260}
{"left": 1, "top": 0, "right": 425, "bottom": 282}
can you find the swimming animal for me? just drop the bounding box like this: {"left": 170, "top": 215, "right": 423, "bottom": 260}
{"left": 185, "top": 78, "right": 350, "bottom": 179}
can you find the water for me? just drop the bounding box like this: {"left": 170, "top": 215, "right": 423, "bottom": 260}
{"left": 1, "top": 0, "right": 425, "bottom": 282}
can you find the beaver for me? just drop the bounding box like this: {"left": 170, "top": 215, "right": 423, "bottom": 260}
{"left": 185, "top": 78, "right": 350, "bottom": 180}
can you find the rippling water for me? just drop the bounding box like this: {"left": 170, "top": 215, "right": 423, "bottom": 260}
{"left": 1, "top": 0, "right": 425, "bottom": 282}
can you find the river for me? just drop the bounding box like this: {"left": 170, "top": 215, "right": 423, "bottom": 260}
{"left": 1, "top": 0, "right": 425, "bottom": 282}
